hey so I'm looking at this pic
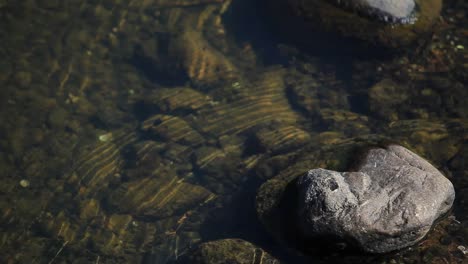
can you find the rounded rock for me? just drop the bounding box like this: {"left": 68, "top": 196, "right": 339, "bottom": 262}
{"left": 298, "top": 145, "right": 455, "bottom": 253}
{"left": 256, "top": 141, "right": 456, "bottom": 254}
{"left": 19, "top": 179, "right": 30, "bottom": 188}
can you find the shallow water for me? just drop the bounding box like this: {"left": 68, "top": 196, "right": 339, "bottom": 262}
{"left": 0, "top": 0, "right": 466, "bottom": 263}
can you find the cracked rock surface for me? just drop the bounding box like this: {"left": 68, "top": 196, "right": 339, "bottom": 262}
{"left": 297, "top": 145, "right": 455, "bottom": 253}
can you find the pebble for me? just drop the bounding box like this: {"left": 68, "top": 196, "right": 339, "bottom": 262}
{"left": 458, "top": 245, "right": 467, "bottom": 255}
{"left": 19, "top": 179, "right": 30, "bottom": 188}
{"left": 98, "top": 133, "right": 112, "bottom": 142}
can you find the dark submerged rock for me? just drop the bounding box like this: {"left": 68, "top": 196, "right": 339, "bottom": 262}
{"left": 297, "top": 145, "right": 455, "bottom": 253}
{"left": 178, "top": 239, "right": 279, "bottom": 264}
{"left": 328, "top": 0, "right": 417, "bottom": 24}
{"left": 256, "top": 138, "right": 378, "bottom": 254}
{"left": 272, "top": 0, "right": 442, "bottom": 48}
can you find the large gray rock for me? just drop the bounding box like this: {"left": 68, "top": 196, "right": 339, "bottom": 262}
{"left": 297, "top": 144, "right": 455, "bottom": 253}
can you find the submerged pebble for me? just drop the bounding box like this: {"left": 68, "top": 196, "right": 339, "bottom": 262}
{"left": 458, "top": 245, "right": 467, "bottom": 255}
{"left": 19, "top": 179, "right": 30, "bottom": 188}
{"left": 331, "top": 0, "right": 417, "bottom": 24}
{"left": 98, "top": 132, "right": 112, "bottom": 142}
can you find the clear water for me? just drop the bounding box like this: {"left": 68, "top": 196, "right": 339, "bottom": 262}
{"left": 0, "top": 0, "right": 466, "bottom": 263}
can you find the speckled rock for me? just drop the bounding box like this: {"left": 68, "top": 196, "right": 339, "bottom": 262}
{"left": 297, "top": 144, "right": 455, "bottom": 253}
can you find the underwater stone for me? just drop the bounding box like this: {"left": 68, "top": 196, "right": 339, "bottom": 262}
{"left": 278, "top": 0, "right": 442, "bottom": 47}
{"left": 297, "top": 145, "right": 455, "bottom": 253}
{"left": 98, "top": 132, "right": 113, "bottom": 142}
{"left": 19, "top": 179, "right": 30, "bottom": 188}
{"left": 329, "top": 0, "right": 416, "bottom": 24}
{"left": 180, "top": 238, "right": 279, "bottom": 264}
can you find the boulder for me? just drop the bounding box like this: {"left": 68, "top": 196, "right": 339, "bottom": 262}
{"left": 296, "top": 145, "right": 455, "bottom": 253}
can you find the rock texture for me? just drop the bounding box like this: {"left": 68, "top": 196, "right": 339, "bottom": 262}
{"left": 297, "top": 144, "right": 455, "bottom": 253}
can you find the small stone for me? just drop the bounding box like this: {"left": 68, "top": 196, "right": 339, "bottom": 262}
{"left": 67, "top": 93, "right": 80, "bottom": 104}
{"left": 231, "top": 82, "right": 241, "bottom": 89}
{"left": 296, "top": 145, "right": 455, "bottom": 253}
{"left": 19, "top": 179, "right": 30, "bottom": 188}
{"left": 98, "top": 133, "right": 112, "bottom": 142}
{"left": 458, "top": 245, "right": 467, "bottom": 255}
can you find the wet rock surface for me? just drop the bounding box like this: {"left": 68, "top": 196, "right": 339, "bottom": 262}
{"left": 297, "top": 145, "right": 455, "bottom": 253}
{"left": 256, "top": 135, "right": 464, "bottom": 261}
{"left": 330, "top": 0, "right": 416, "bottom": 24}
